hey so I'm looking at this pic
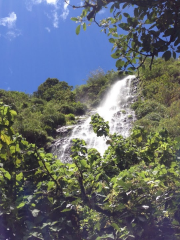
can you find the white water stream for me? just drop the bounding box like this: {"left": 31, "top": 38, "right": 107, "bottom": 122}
{"left": 52, "top": 75, "right": 136, "bottom": 162}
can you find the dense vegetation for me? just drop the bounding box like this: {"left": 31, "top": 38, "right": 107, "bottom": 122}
{"left": 0, "top": 78, "right": 87, "bottom": 148}
{"left": 132, "top": 58, "right": 180, "bottom": 139}
{"left": 0, "top": 71, "right": 121, "bottom": 148}
{"left": 1, "top": 0, "right": 180, "bottom": 238}
{"left": 1, "top": 97, "right": 180, "bottom": 239}
{"left": 72, "top": 0, "right": 180, "bottom": 72}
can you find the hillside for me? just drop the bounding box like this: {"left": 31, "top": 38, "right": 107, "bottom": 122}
{"left": 0, "top": 70, "right": 120, "bottom": 148}
{"left": 1, "top": 59, "right": 180, "bottom": 239}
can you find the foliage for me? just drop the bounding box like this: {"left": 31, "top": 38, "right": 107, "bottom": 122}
{"left": 71, "top": 0, "right": 180, "bottom": 73}
{"left": 91, "top": 113, "right": 109, "bottom": 137}
{"left": 0, "top": 77, "right": 89, "bottom": 147}
{"left": 1, "top": 102, "right": 180, "bottom": 239}
{"left": 134, "top": 100, "right": 166, "bottom": 119}
{"left": 0, "top": 103, "right": 83, "bottom": 239}
{"left": 65, "top": 113, "right": 76, "bottom": 125}
{"left": 130, "top": 59, "right": 180, "bottom": 139}
{"left": 34, "top": 78, "right": 75, "bottom": 103}
{"left": 73, "top": 101, "right": 87, "bottom": 115}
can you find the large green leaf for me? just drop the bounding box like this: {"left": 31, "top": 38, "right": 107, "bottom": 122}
{"left": 76, "top": 25, "right": 81, "bottom": 35}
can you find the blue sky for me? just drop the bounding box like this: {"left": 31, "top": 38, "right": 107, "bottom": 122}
{"left": 0, "top": 0, "right": 117, "bottom": 93}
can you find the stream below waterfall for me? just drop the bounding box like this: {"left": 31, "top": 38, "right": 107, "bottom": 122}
{"left": 51, "top": 75, "right": 137, "bottom": 163}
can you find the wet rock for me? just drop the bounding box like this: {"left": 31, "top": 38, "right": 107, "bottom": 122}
{"left": 56, "top": 126, "right": 73, "bottom": 137}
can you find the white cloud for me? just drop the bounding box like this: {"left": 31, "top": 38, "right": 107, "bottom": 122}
{"left": 0, "top": 12, "right": 17, "bottom": 28}
{"left": 0, "top": 12, "right": 21, "bottom": 40}
{"left": 46, "top": 0, "right": 58, "bottom": 4}
{"left": 53, "top": 11, "right": 59, "bottom": 28}
{"left": 26, "top": 0, "right": 70, "bottom": 27}
{"left": 45, "top": 27, "right": 51, "bottom": 32}
{"left": 26, "top": 0, "right": 59, "bottom": 10}
{"left": 60, "top": 0, "right": 70, "bottom": 20}
{"left": 6, "top": 29, "right": 21, "bottom": 41}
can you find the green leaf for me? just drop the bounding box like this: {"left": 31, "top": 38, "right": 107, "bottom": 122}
{"left": 162, "top": 51, "right": 171, "bottom": 61}
{"left": 80, "top": 159, "right": 88, "bottom": 168}
{"left": 110, "top": 4, "right": 114, "bottom": 13}
{"left": 118, "top": 23, "right": 129, "bottom": 31}
{"left": 31, "top": 232, "right": 43, "bottom": 239}
{"left": 71, "top": 17, "right": 78, "bottom": 21}
{"left": 111, "top": 53, "right": 119, "bottom": 59}
{"left": 109, "top": 38, "right": 115, "bottom": 43}
{"left": 111, "top": 222, "right": 121, "bottom": 231}
{"left": 96, "top": 233, "right": 114, "bottom": 239}
{"left": 76, "top": 25, "right": 81, "bottom": 35}
{"left": 17, "top": 202, "right": 26, "bottom": 209}
{"left": 16, "top": 172, "right": 23, "bottom": 182}
{"left": 83, "top": 22, "right": 86, "bottom": 31}
{"left": 116, "top": 59, "right": 125, "bottom": 68}
{"left": 4, "top": 171, "right": 11, "bottom": 180}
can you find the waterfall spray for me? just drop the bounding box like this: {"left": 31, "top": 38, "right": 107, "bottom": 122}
{"left": 52, "top": 75, "right": 136, "bottom": 162}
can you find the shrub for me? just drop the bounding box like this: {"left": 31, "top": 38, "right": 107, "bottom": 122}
{"left": 31, "top": 98, "right": 45, "bottom": 105}
{"left": 131, "top": 100, "right": 143, "bottom": 110}
{"left": 159, "top": 113, "right": 180, "bottom": 138}
{"left": 166, "top": 100, "right": 180, "bottom": 118}
{"left": 144, "top": 112, "right": 162, "bottom": 122}
{"left": 128, "top": 115, "right": 133, "bottom": 119}
{"left": 22, "top": 128, "right": 47, "bottom": 146}
{"left": 73, "top": 101, "right": 87, "bottom": 115}
{"left": 135, "top": 100, "right": 166, "bottom": 119}
{"left": 134, "top": 118, "right": 159, "bottom": 132}
{"left": 59, "top": 104, "right": 75, "bottom": 114}
{"left": 66, "top": 113, "right": 75, "bottom": 121}
{"left": 41, "top": 112, "right": 66, "bottom": 130}
{"left": 121, "top": 110, "right": 126, "bottom": 114}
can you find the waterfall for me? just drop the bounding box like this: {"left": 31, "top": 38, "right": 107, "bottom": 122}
{"left": 52, "top": 75, "right": 136, "bottom": 163}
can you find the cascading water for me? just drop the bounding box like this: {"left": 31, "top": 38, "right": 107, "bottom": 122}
{"left": 52, "top": 75, "right": 137, "bottom": 162}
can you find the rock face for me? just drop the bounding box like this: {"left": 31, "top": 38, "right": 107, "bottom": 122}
{"left": 50, "top": 118, "right": 87, "bottom": 163}
{"left": 50, "top": 76, "right": 139, "bottom": 163}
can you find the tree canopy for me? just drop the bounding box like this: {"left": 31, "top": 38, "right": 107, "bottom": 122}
{"left": 70, "top": 0, "right": 180, "bottom": 73}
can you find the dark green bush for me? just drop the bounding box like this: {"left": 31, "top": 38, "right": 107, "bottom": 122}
{"left": 73, "top": 101, "right": 87, "bottom": 115}
{"left": 59, "top": 104, "right": 75, "bottom": 114}
{"left": 22, "top": 128, "right": 47, "bottom": 146}
{"left": 65, "top": 113, "right": 75, "bottom": 121}
{"left": 159, "top": 113, "right": 180, "bottom": 138}
{"left": 134, "top": 118, "right": 159, "bottom": 132}
{"left": 41, "top": 112, "right": 66, "bottom": 130}
{"left": 135, "top": 100, "right": 166, "bottom": 119}
{"left": 166, "top": 100, "right": 180, "bottom": 118}
{"left": 31, "top": 98, "right": 45, "bottom": 105}
{"left": 131, "top": 100, "right": 143, "bottom": 111}
{"left": 144, "top": 112, "right": 162, "bottom": 122}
